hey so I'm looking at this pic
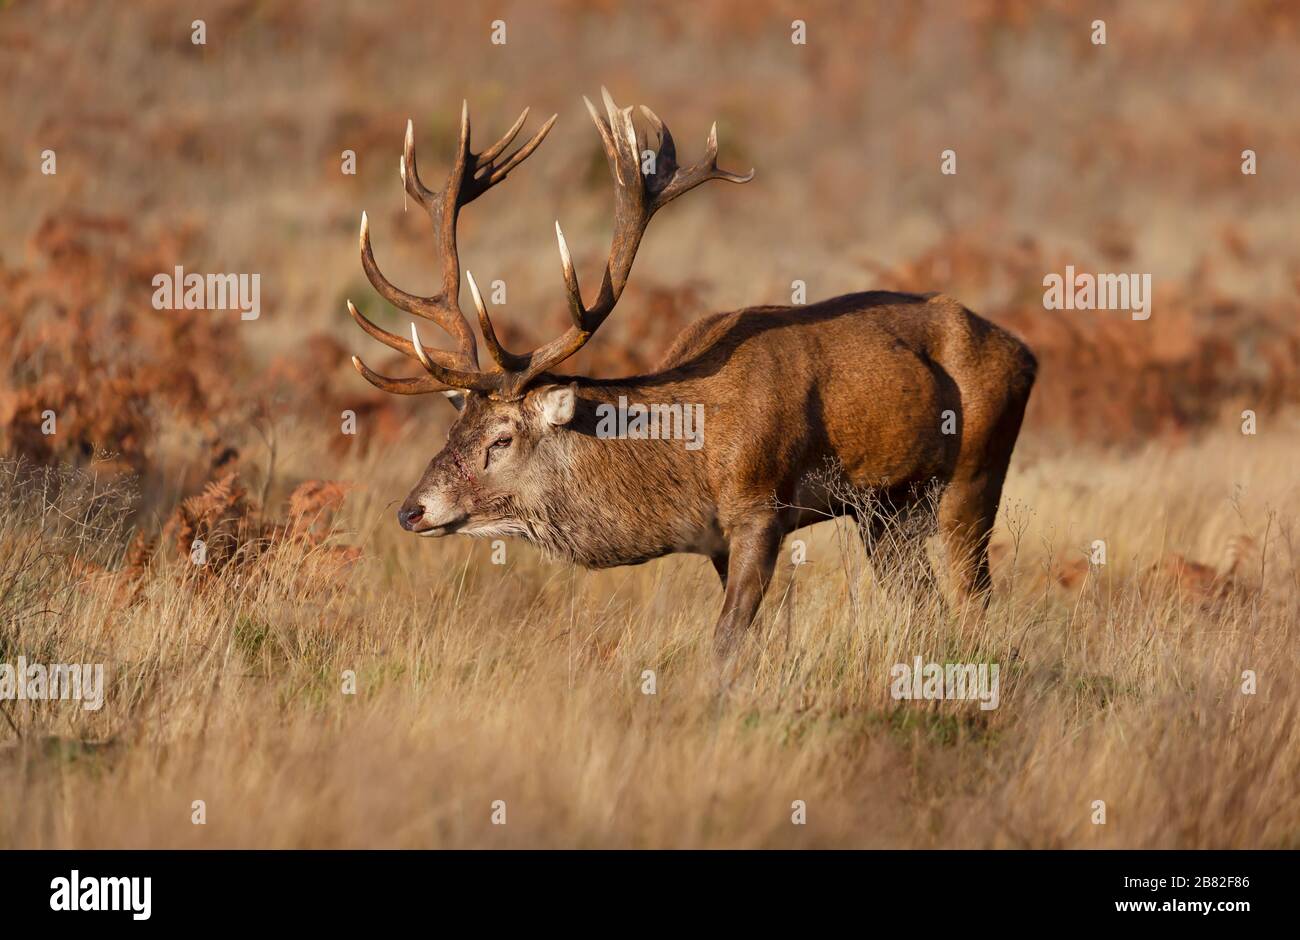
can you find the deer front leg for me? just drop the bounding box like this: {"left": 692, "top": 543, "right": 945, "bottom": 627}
{"left": 713, "top": 515, "right": 783, "bottom": 656}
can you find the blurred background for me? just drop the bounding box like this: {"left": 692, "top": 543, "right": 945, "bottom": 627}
{"left": 3, "top": 0, "right": 1298, "bottom": 494}
{"left": 3, "top": 0, "right": 1299, "bottom": 851}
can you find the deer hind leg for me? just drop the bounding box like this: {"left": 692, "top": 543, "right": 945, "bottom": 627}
{"left": 936, "top": 478, "right": 1000, "bottom": 610}
{"left": 713, "top": 515, "right": 783, "bottom": 657}
{"left": 939, "top": 383, "right": 1030, "bottom": 611}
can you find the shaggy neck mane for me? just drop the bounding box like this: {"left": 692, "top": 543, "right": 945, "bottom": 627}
{"left": 507, "top": 380, "right": 712, "bottom": 568}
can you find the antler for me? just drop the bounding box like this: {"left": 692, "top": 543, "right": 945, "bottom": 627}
{"left": 348, "top": 102, "right": 557, "bottom": 395}
{"left": 509, "top": 88, "right": 754, "bottom": 393}
{"left": 348, "top": 90, "right": 752, "bottom": 401}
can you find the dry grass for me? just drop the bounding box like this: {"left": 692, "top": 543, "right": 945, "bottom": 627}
{"left": 1, "top": 414, "right": 1295, "bottom": 849}
{"left": 2, "top": 0, "right": 1299, "bottom": 849}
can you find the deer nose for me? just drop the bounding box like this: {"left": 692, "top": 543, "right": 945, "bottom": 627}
{"left": 397, "top": 504, "right": 425, "bottom": 531}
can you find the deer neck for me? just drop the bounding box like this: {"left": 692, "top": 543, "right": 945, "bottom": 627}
{"left": 513, "top": 379, "right": 715, "bottom": 568}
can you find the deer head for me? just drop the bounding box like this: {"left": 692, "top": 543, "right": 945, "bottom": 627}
{"left": 347, "top": 89, "right": 751, "bottom": 538}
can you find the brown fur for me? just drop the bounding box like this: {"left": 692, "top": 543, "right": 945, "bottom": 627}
{"left": 400, "top": 289, "right": 1036, "bottom": 653}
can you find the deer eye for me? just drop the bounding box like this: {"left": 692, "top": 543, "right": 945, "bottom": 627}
{"left": 485, "top": 436, "right": 512, "bottom": 466}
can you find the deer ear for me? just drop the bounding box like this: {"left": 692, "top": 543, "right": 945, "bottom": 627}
{"left": 442, "top": 389, "right": 467, "bottom": 412}
{"left": 538, "top": 382, "right": 577, "bottom": 426}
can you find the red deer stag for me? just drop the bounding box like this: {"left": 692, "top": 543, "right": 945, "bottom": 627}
{"left": 346, "top": 90, "right": 1037, "bottom": 654}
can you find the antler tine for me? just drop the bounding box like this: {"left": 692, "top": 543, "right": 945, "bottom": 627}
{"left": 637, "top": 105, "right": 677, "bottom": 173}
{"left": 554, "top": 221, "right": 587, "bottom": 331}
{"left": 401, "top": 120, "right": 434, "bottom": 207}
{"left": 601, "top": 87, "right": 639, "bottom": 168}
{"left": 478, "top": 107, "right": 530, "bottom": 164}
{"left": 346, "top": 299, "right": 462, "bottom": 370}
{"left": 465, "top": 271, "right": 529, "bottom": 372}
{"left": 405, "top": 321, "right": 508, "bottom": 391}
{"left": 483, "top": 113, "right": 557, "bottom": 188}
{"left": 350, "top": 354, "right": 453, "bottom": 396}
{"left": 584, "top": 94, "right": 623, "bottom": 186}
{"left": 655, "top": 119, "right": 755, "bottom": 205}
